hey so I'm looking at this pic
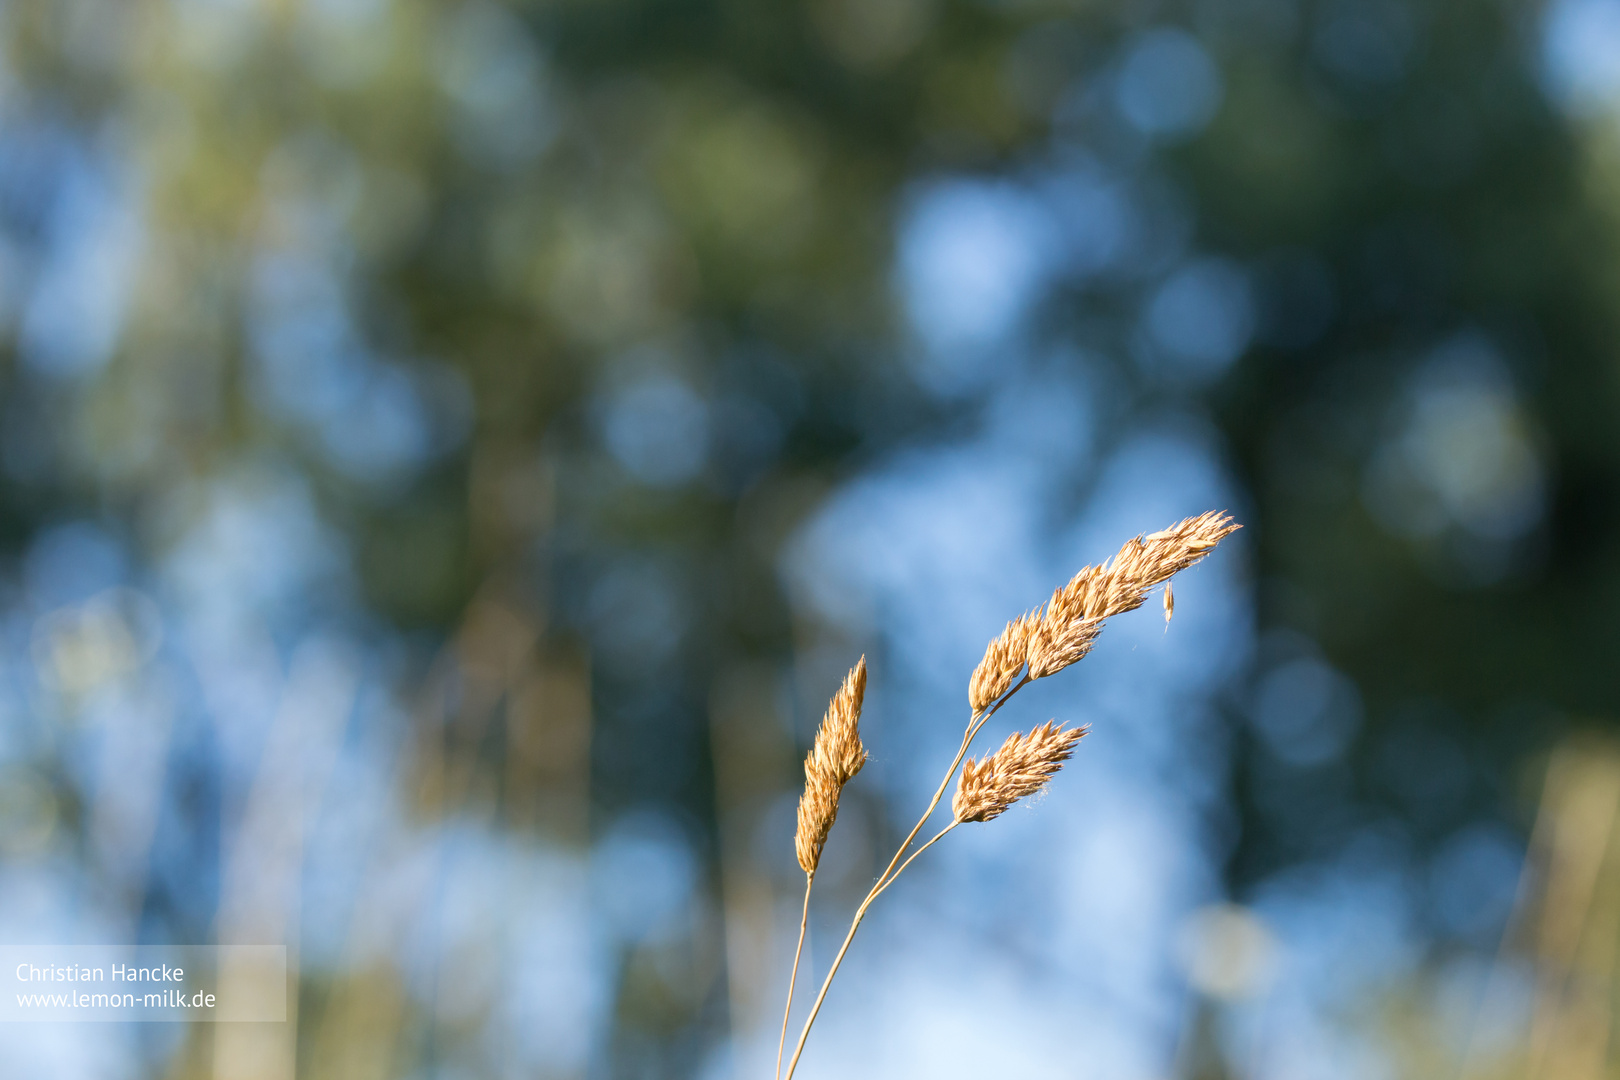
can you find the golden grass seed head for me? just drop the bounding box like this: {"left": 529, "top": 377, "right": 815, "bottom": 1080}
{"left": 1026, "top": 617, "right": 1100, "bottom": 680}
{"left": 795, "top": 779, "right": 837, "bottom": 874}
{"left": 952, "top": 721, "right": 1088, "bottom": 824}
{"left": 793, "top": 656, "right": 869, "bottom": 874}
{"left": 968, "top": 611, "right": 1038, "bottom": 714}
{"left": 1024, "top": 512, "right": 1238, "bottom": 681}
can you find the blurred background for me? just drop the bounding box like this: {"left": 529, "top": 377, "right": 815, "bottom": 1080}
{"left": 2, "top": 0, "right": 1619, "bottom": 1076}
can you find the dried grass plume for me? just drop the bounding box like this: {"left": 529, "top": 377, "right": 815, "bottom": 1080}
{"left": 965, "top": 512, "right": 1239, "bottom": 710}
{"left": 953, "top": 721, "right": 1087, "bottom": 823}
{"left": 794, "top": 657, "right": 869, "bottom": 874}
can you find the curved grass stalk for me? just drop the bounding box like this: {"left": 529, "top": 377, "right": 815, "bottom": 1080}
{"left": 775, "top": 873, "right": 814, "bottom": 1080}
{"left": 780, "top": 675, "right": 1031, "bottom": 1080}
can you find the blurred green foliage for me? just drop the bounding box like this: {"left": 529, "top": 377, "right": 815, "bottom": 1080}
{"left": 4, "top": 0, "right": 1620, "bottom": 1074}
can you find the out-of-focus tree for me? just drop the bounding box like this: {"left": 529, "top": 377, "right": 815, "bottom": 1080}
{"left": 3, "top": 0, "right": 1620, "bottom": 1075}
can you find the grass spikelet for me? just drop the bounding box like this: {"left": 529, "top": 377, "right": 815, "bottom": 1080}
{"left": 1027, "top": 511, "right": 1238, "bottom": 679}
{"left": 952, "top": 721, "right": 1088, "bottom": 823}
{"left": 968, "top": 611, "right": 1038, "bottom": 714}
{"left": 793, "top": 656, "right": 869, "bottom": 874}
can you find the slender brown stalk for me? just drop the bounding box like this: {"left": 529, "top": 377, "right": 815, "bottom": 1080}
{"left": 783, "top": 719, "right": 1085, "bottom": 1076}
{"left": 781, "top": 823, "right": 958, "bottom": 1080}
{"left": 874, "top": 673, "right": 1030, "bottom": 895}
{"left": 872, "top": 822, "right": 956, "bottom": 903}
{"left": 780, "top": 680, "right": 1028, "bottom": 1080}
{"left": 775, "top": 871, "right": 813, "bottom": 1080}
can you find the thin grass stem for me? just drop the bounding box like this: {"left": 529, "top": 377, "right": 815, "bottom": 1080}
{"left": 869, "top": 822, "right": 955, "bottom": 905}
{"left": 775, "top": 872, "right": 814, "bottom": 1080}
{"left": 779, "top": 674, "right": 1030, "bottom": 1080}
{"left": 871, "top": 673, "right": 1029, "bottom": 894}
{"left": 780, "top": 823, "right": 957, "bottom": 1080}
